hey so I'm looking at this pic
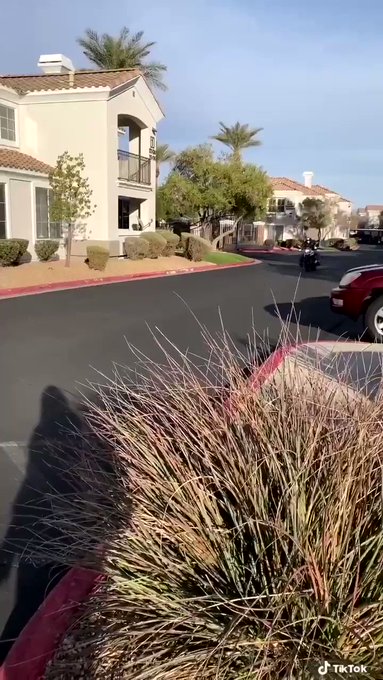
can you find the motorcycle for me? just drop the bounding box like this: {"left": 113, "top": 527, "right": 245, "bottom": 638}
{"left": 299, "top": 241, "right": 320, "bottom": 272}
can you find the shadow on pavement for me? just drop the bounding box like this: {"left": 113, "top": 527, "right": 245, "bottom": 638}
{"left": 264, "top": 297, "right": 363, "bottom": 339}
{"left": 0, "top": 385, "right": 115, "bottom": 663}
{"left": 262, "top": 259, "right": 346, "bottom": 284}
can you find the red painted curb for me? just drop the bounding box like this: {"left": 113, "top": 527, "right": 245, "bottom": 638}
{"left": 0, "top": 568, "right": 102, "bottom": 680}
{"left": 0, "top": 260, "right": 258, "bottom": 300}
{"left": 239, "top": 248, "right": 298, "bottom": 255}
{"left": 249, "top": 345, "right": 294, "bottom": 388}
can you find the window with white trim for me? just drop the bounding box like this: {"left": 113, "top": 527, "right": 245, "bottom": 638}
{"left": 35, "top": 187, "right": 62, "bottom": 239}
{"left": 0, "top": 104, "right": 16, "bottom": 142}
{"left": 268, "top": 198, "right": 295, "bottom": 213}
{"left": 0, "top": 183, "right": 6, "bottom": 238}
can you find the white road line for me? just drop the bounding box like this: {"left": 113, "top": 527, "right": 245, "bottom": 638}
{"left": 0, "top": 441, "right": 28, "bottom": 474}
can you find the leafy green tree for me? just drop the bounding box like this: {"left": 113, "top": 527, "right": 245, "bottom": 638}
{"left": 211, "top": 122, "right": 263, "bottom": 162}
{"left": 49, "top": 152, "right": 96, "bottom": 267}
{"left": 155, "top": 143, "right": 175, "bottom": 185}
{"left": 157, "top": 174, "right": 201, "bottom": 222}
{"left": 78, "top": 27, "right": 167, "bottom": 91}
{"left": 158, "top": 145, "right": 272, "bottom": 246}
{"left": 299, "top": 198, "right": 331, "bottom": 243}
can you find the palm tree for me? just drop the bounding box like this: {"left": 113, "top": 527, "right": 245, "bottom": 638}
{"left": 155, "top": 143, "right": 175, "bottom": 185}
{"left": 77, "top": 27, "right": 167, "bottom": 91}
{"left": 211, "top": 122, "right": 263, "bottom": 161}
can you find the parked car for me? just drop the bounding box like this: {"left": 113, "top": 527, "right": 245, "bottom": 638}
{"left": 330, "top": 265, "right": 383, "bottom": 340}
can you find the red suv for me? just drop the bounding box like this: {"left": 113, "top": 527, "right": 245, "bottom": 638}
{"left": 331, "top": 265, "right": 383, "bottom": 341}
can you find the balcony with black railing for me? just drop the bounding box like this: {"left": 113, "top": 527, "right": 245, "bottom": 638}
{"left": 118, "top": 150, "right": 151, "bottom": 186}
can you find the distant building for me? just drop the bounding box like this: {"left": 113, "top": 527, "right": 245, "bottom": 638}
{"left": 363, "top": 205, "right": 383, "bottom": 226}
{"left": 265, "top": 172, "right": 353, "bottom": 242}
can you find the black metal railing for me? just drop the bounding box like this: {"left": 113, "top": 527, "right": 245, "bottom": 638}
{"left": 118, "top": 150, "right": 151, "bottom": 185}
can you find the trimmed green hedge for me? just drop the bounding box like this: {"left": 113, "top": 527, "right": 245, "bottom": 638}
{"left": 139, "top": 232, "right": 166, "bottom": 258}
{"left": 0, "top": 240, "right": 20, "bottom": 266}
{"left": 155, "top": 230, "right": 180, "bottom": 256}
{"left": 186, "top": 235, "right": 211, "bottom": 262}
{"left": 35, "top": 240, "right": 60, "bottom": 262}
{"left": 180, "top": 232, "right": 192, "bottom": 254}
{"left": 9, "top": 238, "right": 29, "bottom": 263}
{"left": 124, "top": 237, "right": 149, "bottom": 260}
{"left": 87, "top": 245, "right": 109, "bottom": 271}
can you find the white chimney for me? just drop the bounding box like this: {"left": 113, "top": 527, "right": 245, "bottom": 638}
{"left": 38, "top": 54, "right": 74, "bottom": 75}
{"left": 303, "top": 171, "right": 314, "bottom": 188}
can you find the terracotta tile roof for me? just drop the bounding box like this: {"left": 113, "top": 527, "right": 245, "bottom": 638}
{"left": 271, "top": 177, "right": 324, "bottom": 196}
{"left": 0, "top": 148, "right": 52, "bottom": 174}
{"left": 272, "top": 177, "right": 352, "bottom": 203}
{"left": 366, "top": 205, "right": 383, "bottom": 211}
{"left": 313, "top": 184, "right": 338, "bottom": 195}
{"left": 0, "top": 69, "right": 141, "bottom": 94}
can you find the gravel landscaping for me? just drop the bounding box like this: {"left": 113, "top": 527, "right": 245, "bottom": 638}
{"left": 0, "top": 256, "right": 215, "bottom": 291}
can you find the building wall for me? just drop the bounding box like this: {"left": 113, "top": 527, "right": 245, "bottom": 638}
{"left": 0, "top": 169, "right": 64, "bottom": 259}
{"left": 0, "top": 77, "right": 163, "bottom": 257}
{"left": 106, "top": 79, "right": 158, "bottom": 249}
{"left": 19, "top": 95, "right": 109, "bottom": 241}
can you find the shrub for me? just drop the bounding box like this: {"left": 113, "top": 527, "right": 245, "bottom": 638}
{"left": 86, "top": 245, "right": 109, "bottom": 271}
{"left": 34, "top": 240, "right": 60, "bottom": 262}
{"left": 180, "top": 232, "right": 192, "bottom": 254}
{"left": 285, "top": 238, "right": 302, "bottom": 249}
{"left": 264, "top": 238, "right": 275, "bottom": 247}
{"left": 323, "top": 238, "right": 340, "bottom": 248}
{"left": 0, "top": 239, "right": 20, "bottom": 266}
{"left": 9, "top": 238, "right": 29, "bottom": 263}
{"left": 332, "top": 238, "right": 345, "bottom": 249}
{"left": 124, "top": 237, "right": 149, "bottom": 260}
{"left": 139, "top": 232, "right": 166, "bottom": 258}
{"left": 341, "top": 237, "right": 359, "bottom": 251}
{"left": 40, "top": 335, "right": 383, "bottom": 678}
{"left": 186, "top": 234, "right": 211, "bottom": 261}
{"left": 155, "top": 230, "right": 180, "bottom": 256}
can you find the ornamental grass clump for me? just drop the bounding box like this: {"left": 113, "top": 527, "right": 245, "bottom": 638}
{"left": 41, "top": 330, "right": 383, "bottom": 680}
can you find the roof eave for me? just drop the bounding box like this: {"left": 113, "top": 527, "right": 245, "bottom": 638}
{"left": 110, "top": 74, "right": 165, "bottom": 119}
{"left": 0, "top": 165, "right": 50, "bottom": 176}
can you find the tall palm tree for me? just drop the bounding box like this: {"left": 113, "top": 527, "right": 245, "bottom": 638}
{"left": 211, "top": 122, "right": 263, "bottom": 161}
{"left": 155, "top": 143, "right": 175, "bottom": 185}
{"left": 77, "top": 27, "right": 167, "bottom": 91}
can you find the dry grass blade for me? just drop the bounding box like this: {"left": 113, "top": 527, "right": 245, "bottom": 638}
{"left": 36, "top": 321, "right": 383, "bottom": 679}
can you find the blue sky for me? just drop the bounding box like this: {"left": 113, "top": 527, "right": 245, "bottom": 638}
{"left": 1, "top": 0, "right": 382, "bottom": 207}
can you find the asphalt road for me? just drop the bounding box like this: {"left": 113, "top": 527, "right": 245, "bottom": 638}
{"left": 3, "top": 248, "right": 379, "bottom": 444}
{"left": 0, "top": 244, "right": 382, "bottom": 657}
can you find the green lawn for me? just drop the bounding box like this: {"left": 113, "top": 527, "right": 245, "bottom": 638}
{"left": 204, "top": 251, "right": 253, "bottom": 265}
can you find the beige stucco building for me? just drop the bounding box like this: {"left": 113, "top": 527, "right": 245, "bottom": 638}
{"left": 265, "top": 172, "right": 353, "bottom": 242}
{"left": 0, "top": 54, "right": 164, "bottom": 258}
{"left": 361, "top": 205, "right": 383, "bottom": 225}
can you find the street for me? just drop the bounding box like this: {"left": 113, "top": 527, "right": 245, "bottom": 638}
{"left": 0, "top": 245, "right": 382, "bottom": 657}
